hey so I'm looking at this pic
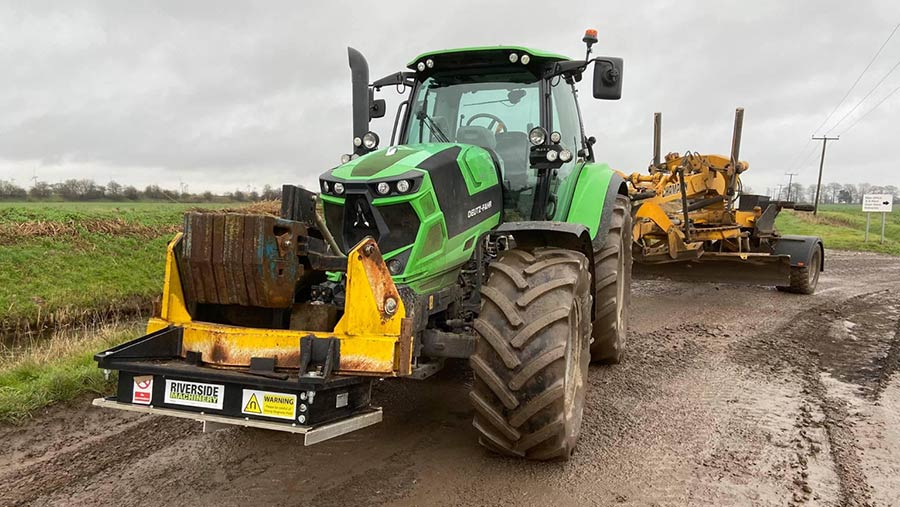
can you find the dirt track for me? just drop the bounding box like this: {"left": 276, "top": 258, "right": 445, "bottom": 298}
{"left": 2, "top": 250, "right": 899, "bottom": 507}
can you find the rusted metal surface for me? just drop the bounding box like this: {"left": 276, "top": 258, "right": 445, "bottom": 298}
{"left": 179, "top": 213, "right": 304, "bottom": 308}
{"left": 396, "top": 317, "right": 414, "bottom": 375}
{"left": 290, "top": 302, "right": 339, "bottom": 332}
{"left": 158, "top": 237, "right": 412, "bottom": 377}
{"left": 356, "top": 240, "right": 397, "bottom": 321}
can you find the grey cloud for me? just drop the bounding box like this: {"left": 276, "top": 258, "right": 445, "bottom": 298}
{"left": 0, "top": 0, "right": 898, "bottom": 194}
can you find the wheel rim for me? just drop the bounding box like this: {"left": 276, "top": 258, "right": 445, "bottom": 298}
{"left": 563, "top": 301, "right": 585, "bottom": 442}
{"left": 809, "top": 249, "right": 821, "bottom": 289}
{"left": 615, "top": 243, "right": 626, "bottom": 340}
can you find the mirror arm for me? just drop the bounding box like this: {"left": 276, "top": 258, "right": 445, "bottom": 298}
{"left": 545, "top": 60, "right": 589, "bottom": 81}
{"left": 372, "top": 71, "right": 416, "bottom": 90}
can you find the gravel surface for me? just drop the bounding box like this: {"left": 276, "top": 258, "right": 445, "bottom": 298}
{"left": 1, "top": 250, "right": 898, "bottom": 507}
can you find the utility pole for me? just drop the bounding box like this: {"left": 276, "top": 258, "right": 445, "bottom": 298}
{"left": 812, "top": 135, "right": 839, "bottom": 215}
{"left": 785, "top": 172, "right": 798, "bottom": 201}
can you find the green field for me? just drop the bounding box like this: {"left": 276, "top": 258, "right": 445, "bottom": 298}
{"left": 0, "top": 202, "right": 223, "bottom": 334}
{"left": 776, "top": 204, "right": 900, "bottom": 256}
{"left": 0, "top": 202, "right": 223, "bottom": 422}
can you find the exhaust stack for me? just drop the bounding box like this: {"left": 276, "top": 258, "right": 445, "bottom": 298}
{"left": 348, "top": 47, "right": 370, "bottom": 155}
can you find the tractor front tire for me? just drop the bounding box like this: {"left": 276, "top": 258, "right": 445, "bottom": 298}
{"left": 470, "top": 247, "right": 592, "bottom": 460}
{"left": 590, "top": 194, "right": 633, "bottom": 363}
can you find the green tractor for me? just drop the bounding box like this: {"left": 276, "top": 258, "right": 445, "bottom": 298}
{"left": 95, "top": 31, "right": 630, "bottom": 460}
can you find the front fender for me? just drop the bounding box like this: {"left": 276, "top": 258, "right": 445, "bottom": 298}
{"left": 493, "top": 221, "right": 596, "bottom": 319}
{"left": 564, "top": 162, "right": 627, "bottom": 245}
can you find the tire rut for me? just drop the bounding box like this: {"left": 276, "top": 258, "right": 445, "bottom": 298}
{"left": 737, "top": 290, "right": 900, "bottom": 507}
{"left": 0, "top": 416, "right": 195, "bottom": 506}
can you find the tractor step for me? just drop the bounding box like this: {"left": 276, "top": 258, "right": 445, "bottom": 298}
{"left": 92, "top": 397, "right": 381, "bottom": 445}
{"left": 94, "top": 327, "right": 381, "bottom": 444}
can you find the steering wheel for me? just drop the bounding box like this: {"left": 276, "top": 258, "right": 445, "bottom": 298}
{"left": 465, "top": 113, "right": 507, "bottom": 134}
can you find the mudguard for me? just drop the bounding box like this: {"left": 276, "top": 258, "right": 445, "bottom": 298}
{"left": 563, "top": 162, "right": 628, "bottom": 248}
{"left": 772, "top": 235, "right": 825, "bottom": 270}
{"left": 493, "top": 221, "right": 596, "bottom": 319}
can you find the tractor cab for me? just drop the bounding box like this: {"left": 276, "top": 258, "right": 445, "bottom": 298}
{"left": 400, "top": 49, "right": 569, "bottom": 220}
{"left": 343, "top": 40, "right": 623, "bottom": 224}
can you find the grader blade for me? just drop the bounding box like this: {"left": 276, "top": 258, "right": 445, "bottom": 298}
{"left": 633, "top": 253, "right": 792, "bottom": 286}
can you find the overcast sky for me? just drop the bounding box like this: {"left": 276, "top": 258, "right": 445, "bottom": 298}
{"left": 1, "top": 0, "right": 899, "bottom": 196}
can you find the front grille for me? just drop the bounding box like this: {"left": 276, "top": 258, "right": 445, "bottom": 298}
{"left": 377, "top": 202, "right": 420, "bottom": 253}
{"left": 343, "top": 195, "right": 379, "bottom": 252}
{"left": 323, "top": 196, "right": 421, "bottom": 254}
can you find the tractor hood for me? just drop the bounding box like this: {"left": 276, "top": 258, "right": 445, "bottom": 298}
{"left": 318, "top": 142, "right": 502, "bottom": 282}
{"left": 324, "top": 143, "right": 464, "bottom": 181}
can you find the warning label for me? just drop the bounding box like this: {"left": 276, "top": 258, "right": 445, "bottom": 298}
{"left": 132, "top": 375, "right": 153, "bottom": 405}
{"left": 164, "top": 379, "right": 224, "bottom": 410}
{"left": 241, "top": 389, "right": 297, "bottom": 420}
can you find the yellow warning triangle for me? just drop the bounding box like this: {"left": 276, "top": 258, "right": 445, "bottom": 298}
{"left": 244, "top": 394, "right": 262, "bottom": 414}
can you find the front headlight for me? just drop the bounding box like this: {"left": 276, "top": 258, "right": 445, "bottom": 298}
{"left": 529, "top": 127, "right": 547, "bottom": 146}
{"left": 396, "top": 180, "right": 411, "bottom": 193}
{"left": 333, "top": 182, "right": 345, "bottom": 194}
{"left": 363, "top": 131, "right": 380, "bottom": 150}
{"left": 321, "top": 181, "right": 330, "bottom": 193}
{"left": 376, "top": 182, "right": 390, "bottom": 195}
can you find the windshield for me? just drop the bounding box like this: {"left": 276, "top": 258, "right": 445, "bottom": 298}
{"left": 404, "top": 77, "right": 541, "bottom": 219}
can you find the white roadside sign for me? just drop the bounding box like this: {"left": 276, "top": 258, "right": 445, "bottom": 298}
{"left": 862, "top": 194, "right": 893, "bottom": 213}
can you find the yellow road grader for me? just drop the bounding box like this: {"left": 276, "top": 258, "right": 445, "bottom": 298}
{"left": 623, "top": 108, "right": 823, "bottom": 294}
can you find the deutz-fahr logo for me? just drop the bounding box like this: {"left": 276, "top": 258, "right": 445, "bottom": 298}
{"left": 467, "top": 200, "right": 493, "bottom": 219}
{"left": 354, "top": 201, "right": 372, "bottom": 227}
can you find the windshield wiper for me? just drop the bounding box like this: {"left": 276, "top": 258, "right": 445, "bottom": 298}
{"left": 415, "top": 110, "right": 450, "bottom": 143}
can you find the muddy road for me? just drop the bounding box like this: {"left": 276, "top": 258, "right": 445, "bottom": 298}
{"left": 2, "top": 250, "right": 899, "bottom": 507}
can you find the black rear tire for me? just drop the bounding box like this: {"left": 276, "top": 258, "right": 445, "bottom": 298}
{"left": 470, "top": 247, "right": 592, "bottom": 460}
{"left": 590, "top": 195, "right": 632, "bottom": 363}
{"left": 776, "top": 246, "right": 821, "bottom": 295}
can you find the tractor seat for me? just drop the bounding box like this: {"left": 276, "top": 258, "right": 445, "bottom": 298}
{"left": 494, "top": 131, "right": 530, "bottom": 190}
{"left": 456, "top": 126, "right": 496, "bottom": 150}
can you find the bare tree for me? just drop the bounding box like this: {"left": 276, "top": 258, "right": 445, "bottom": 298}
{"left": 106, "top": 180, "right": 123, "bottom": 198}
{"left": 857, "top": 183, "right": 872, "bottom": 200}
{"left": 0, "top": 180, "right": 27, "bottom": 200}
{"left": 28, "top": 181, "right": 52, "bottom": 199}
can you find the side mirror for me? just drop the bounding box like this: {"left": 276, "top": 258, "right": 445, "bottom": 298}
{"left": 593, "top": 57, "right": 623, "bottom": 100}
{"left": 370, "top": 98, "right": 386, "bottom": 119}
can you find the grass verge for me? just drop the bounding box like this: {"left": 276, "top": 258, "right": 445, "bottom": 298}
{"left": 0, "top": 319, "right": 141, "bottom": 424}
{"left": 776, "top": 204, "right": 899, "bottom": 256}
{"left": 0, "top": 202, "right": 224, "bottom": 335}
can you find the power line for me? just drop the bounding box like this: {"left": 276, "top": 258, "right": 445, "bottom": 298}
{"left": 825, "top": 54, "right": 900, "bottom": 134}
{"left": 785, "top": 138, "right": 813, "bottom": 173}
{"left": 812, "top": 21, "right": 900, "bottom": 135}
{"left": 786, "top": 142, "right": 820, "bottom": 176}
{"left": 841, "top": 82, "right": 900, "bottom": 134}
{"left": 780, "top": 21, "right": 900, "bottom": 186}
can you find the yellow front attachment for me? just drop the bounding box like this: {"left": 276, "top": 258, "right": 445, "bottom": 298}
{"left": 147, "top": 236, "right": 413, "bottom": 377}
